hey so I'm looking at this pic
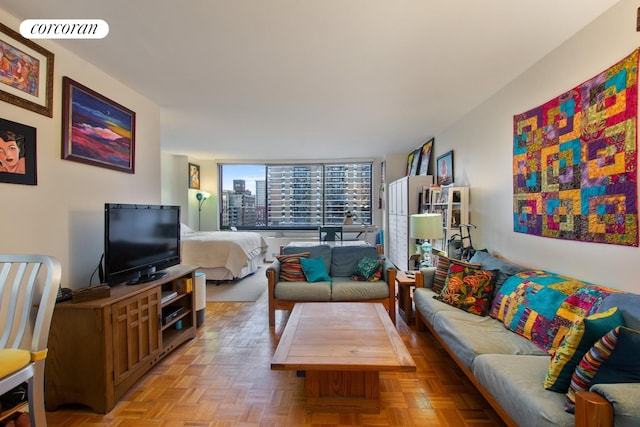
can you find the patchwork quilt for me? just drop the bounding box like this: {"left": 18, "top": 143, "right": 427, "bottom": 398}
{"left": 513, "top": 48, "right": 639, "bottom": 247}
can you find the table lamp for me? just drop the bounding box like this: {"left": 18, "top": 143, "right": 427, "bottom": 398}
{"left": 410, "top": 213, "right": 443, "bottom": 267}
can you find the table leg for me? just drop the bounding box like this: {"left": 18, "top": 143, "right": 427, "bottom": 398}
{"left": 305, "top": 370, "right": 380, "bottom": 413}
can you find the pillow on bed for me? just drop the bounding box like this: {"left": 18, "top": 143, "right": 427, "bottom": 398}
{"left": 276, "top": 252, "right": 311, "bottom": 281}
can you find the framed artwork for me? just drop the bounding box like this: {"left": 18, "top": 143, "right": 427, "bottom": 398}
{"left": 0, "top": 117, "right": 37, "bottom": 185}
{"left": 436, "top": 150, "right": 454, "bottom": 186}
{"left": 0, "top": 22, "right": 54, "bottom": 117}
{"left": 189, "top": 163, "right": 200, "bottom": 189}
{"left": 406, "top": 147, "right": 421, "bottom": 176}
{"left": 61, "top": 76, "right": 136, "bottom": 173}
{"left": 418, "top": 138, "right": 434, "bottom": 175}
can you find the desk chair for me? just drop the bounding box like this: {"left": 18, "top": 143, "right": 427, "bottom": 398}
{"left": 0, "top": 255, "right": 62, "bottom": 427}
{"left": 318, "top": 226, "right": 343, "bottom": 242}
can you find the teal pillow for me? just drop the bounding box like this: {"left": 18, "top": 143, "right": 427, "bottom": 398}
{"left": 353, "top": 256, "right": 380, "bottom": 280}
{"left": 300, "top": 257, "right": 331, "bottom": 282}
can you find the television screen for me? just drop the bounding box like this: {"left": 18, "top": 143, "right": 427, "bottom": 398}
{"left": 104, "top": 203, "right": 181, "bottom": 286}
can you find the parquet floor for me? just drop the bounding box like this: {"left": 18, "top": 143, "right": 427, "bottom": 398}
{"left": 45, "top": 291, "right": 506, "bottom": 426}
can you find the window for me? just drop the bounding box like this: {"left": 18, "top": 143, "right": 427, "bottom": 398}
{"left": 219, "top": 163, "right": 372, "bottom": 229}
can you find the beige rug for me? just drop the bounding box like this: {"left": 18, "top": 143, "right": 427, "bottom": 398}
{"left": 205, "top": 266, "right": 267, "bottom": 302}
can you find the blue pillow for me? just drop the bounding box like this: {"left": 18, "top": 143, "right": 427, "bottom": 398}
{"left": 300, "top": 257, "right": 331, "bottom": 282}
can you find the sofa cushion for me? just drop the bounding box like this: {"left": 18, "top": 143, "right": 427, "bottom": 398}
{"left": 435, "top": 266, "right": 497, "bottom": 316}
{"left": 330, "top": 276, "right": 390, "bottom": 301}
{"left": 300, "top": 257, "right": 332, "bottom": 282}
{"left": 490, "top": 271, "right": 615, "bottom": 353}
{"left": 432, "top": 309, "right": 547, "bottom": 370}
{"left": 273, "top": 280, "right": 331, "bottom": 301}
{"left": 329, "top": 245, "right": 378, "bottom": 277}
{"left": 472, "top": 354, "right": 575, "bottom": 427}
{"left": 544, "top": 307, "right": 625, "bottom": 393}
{"left": 468, "top": 250, "right": 529, "bottom": 293}
{"left": 566, "top": 326, "right": 640, "bottom": 413}
{"left": 596, "top": 291, "right": 640, "bottom": 330}
{"left": 275, "top": 252, "right": 310, "bottom": 281}
{"left": 283, "top": 244, "right": 332, "bottom": 272}
{"left": 414, "top": 287, "right": 464, "bottom": 326}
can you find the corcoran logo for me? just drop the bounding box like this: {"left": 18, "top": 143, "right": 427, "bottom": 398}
{"left": 20, "top": 19, "right": 109, "bottom": 39}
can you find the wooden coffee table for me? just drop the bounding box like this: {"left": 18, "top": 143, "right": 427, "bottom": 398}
{"left": 271, "top": 302, "right": 416, "bottom": 413}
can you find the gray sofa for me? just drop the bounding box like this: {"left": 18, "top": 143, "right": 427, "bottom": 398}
{"left": 266, "top": 244, "right": 396, "bottom": 326}
{"left": 414, "top": 251, "right": 640, "bottom": 427}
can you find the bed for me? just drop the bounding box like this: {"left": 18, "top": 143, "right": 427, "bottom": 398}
{"left": 180, "top": 224, "right": 269, "bottom": 281}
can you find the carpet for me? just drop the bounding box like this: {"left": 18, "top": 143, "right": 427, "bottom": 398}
{"left": 205, "top": 266, "right": 267, "bottom": 302}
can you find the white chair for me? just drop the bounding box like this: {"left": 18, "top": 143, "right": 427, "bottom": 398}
{"left": 0, "top": 255, "right": 62, "bottom": 427}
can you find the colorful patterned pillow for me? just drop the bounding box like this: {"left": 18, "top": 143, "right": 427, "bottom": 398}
{"left": 351, "top": 259, "right": 383, "bottom": 282}
{"left": 434, "top": 266, "right": 497, "bottom": 316}
{"left": 275, "top": 252, "right": 310, "bottom": 281}
{"left": 432, "top": 254, "right": 480, "bottom": 294}
{"left": 565, "top": 326, "right": 640, "bottom": 413}
{"left": 353, "top": 256, "right": 380, "bottom": 280}
{"left": 489, "top": 271, "right": 615, "bottom": 353}
{"left": 544, "top": 307, "right": 625, "bottom": 393}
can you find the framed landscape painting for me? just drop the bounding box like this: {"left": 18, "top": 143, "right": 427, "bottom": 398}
{"left": 0, "top": 22, "right": 54, "bottom": 117}
{"left": 0, "top": 117, "right": 37, "bottom": 185}
{"left": 61, "top": 76, "right": 136, "bottom": 173}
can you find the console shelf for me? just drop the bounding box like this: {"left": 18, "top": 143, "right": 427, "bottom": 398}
{"left": 45, "top": 265, "right": 198, "bottom": 414}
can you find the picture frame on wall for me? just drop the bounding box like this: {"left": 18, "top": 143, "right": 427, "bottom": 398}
{"left": 436, "top": 150, "right": 454, "bottom": 185}
{"left": 61, "top": 76, "right": 136, "bottom": 174}
{"left": 417, "top": 138, "right": 434, "bottom": 175}
{"left": 0, "top": 117, "right": 37, "bottom": 185}
{"left": 189, "top": 163, "right": 200, "bottom": 189}
{"left": 0, "top": 22, "right": 54, "bottom": 117}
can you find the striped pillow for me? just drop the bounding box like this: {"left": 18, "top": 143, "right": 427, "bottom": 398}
{"left": 276, "top": 252, "right": 311, "bottom": 281}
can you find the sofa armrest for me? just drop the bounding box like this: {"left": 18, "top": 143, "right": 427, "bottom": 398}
{"left": 577, "top": 383, "right": 640, "bottom": 427}
{"left": 418, "top": 266, "right": 436, "bottom": 289}
{"left": 266, "top": 259, "right": 281, "bottom": 283}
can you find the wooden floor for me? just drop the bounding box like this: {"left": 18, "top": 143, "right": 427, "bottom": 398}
{"left": 45, "top": 291, "right": 507, "bottom": 426}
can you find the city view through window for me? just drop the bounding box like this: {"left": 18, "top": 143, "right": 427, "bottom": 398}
{"left": 219, "top": 163, "right": 372, "bottom": 229}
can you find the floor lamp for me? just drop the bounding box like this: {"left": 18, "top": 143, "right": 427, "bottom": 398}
{"left": 196, "top": 191, "right": 210, "bottom": 231}
{"left": 410, "top": 213, "right": 443, "bottom": 267}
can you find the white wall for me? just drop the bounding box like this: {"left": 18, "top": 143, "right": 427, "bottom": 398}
{"left": 0, "top": 10, "right": 161, "bottom": 289}
{"left": 434, "top": 0, "right": 640, "bottom": 291}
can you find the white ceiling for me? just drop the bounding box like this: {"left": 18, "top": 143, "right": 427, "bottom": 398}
{"left": 2, "top": 0, "right": 621, "bottom": 161}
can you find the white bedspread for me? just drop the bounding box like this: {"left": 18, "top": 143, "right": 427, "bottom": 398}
{"left": 180, "top": 231, "right": 268, "bottom": 277}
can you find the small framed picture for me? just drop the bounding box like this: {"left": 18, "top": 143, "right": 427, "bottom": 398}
{"left": 189, "top": 163, "right": 200, "bottom": 189}
{"left": 418, "top": 138, "right": 434, "bottom": 175}
{"left": 0, "top": 117, "right": 37, "bottom": 185}
{"left": 436, "top": 150, "right": 454, "bottom": 186}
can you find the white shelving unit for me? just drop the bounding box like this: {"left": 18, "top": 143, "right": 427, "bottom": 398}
{"left": 425, "top": 186, "right": 469, "bottom": 250}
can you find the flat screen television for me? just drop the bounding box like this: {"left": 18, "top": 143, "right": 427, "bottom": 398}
{"left": 103, "top": 203, "right": 181, "bottom": 286}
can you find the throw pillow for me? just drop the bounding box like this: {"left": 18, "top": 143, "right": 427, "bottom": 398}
{"left": 432, "top": 254, "right": 481, "bottom": 294}
{"left": 353, "top": 256, "right": 380, "bottom": 280}
{"left": 544, "top": 307, "right": 625, "bottom": 393}
{"left": 565, "top": 326, "right": 640, "bottom": 413}
{"left": 434, "top": 265, "right": 497, "bottom": 316}
{"left": 299, "top": 257, "right": 332, "bottom": 283}
{"left": 351, "top": 259, "right": 383, "bottom": 282}
{"left": 276, "top": 252, "right": 311, "bottom": 281}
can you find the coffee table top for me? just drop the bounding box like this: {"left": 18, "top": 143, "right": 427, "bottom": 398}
{"left": 271, "top": 302, "right": 416, "bottom": 372}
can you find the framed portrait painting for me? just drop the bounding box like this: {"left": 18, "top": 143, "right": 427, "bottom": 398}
{"left": 418, "top": 138, "right": 434, "bottom": 175}
{"left": 0, "top": 117, "right": 37, "bottom": 185}
{"left": 189, "top": 163, "right": 200, "bottom": 189}
{"left": 436, "top": 150, "right": 454, "bottom": 186}
{"left": 61, "top": 76, "right": 136, "bottom": 173}
{"left": 0, "top": 22, "right": 54, "bottom": 117}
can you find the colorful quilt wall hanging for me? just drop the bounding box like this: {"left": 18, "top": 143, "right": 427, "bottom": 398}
{"left": 513, "top": 48, "right": 639, "bottom": 247}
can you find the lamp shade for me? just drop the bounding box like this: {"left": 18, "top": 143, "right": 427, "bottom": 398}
{"left": 410, "top": 213, "right": 443, "bottom": 240}
{"left": 196, "top": 191, "right": 211, "bottom": 201}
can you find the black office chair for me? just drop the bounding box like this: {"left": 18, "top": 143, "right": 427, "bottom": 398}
{"left": 319, "top": 226, "right": 343, "bottom": 242}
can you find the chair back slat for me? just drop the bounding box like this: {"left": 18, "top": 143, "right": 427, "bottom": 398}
{"left": 0, "top": 255, "right": 61, "bottom": 352}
